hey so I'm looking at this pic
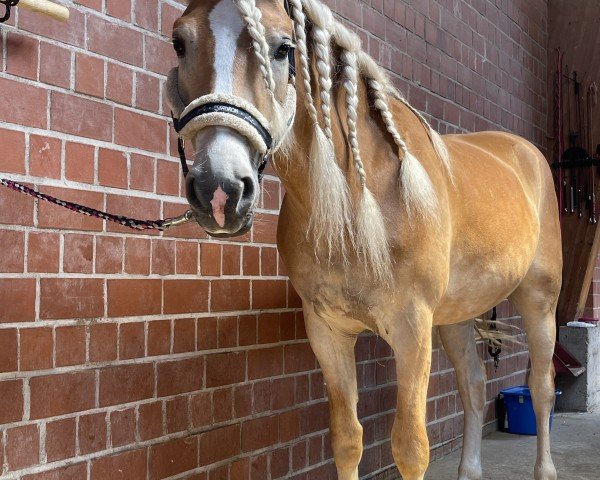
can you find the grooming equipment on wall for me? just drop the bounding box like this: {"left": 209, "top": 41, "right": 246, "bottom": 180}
{"left": 553, "top": 51, "right": 599, "bottom": 224}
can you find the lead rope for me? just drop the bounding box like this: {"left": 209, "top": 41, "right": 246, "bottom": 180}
{"left": 488, "top": 306, "right": 502, "bottom": 371}
{"left": 0, "top": 178, "right": 194, "bottom": 231}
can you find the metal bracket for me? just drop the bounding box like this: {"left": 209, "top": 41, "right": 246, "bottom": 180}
{"left": 1, "top": 0, "right": 19, "bottom": 23}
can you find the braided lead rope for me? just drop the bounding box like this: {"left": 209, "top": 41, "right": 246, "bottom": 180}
{"left": 0, "top": 178, "right": 194, "bottom": 231}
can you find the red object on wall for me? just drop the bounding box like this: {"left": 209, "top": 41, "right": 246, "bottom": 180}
{"left": 0, "top": 0, "right": 546, "bottom": 478}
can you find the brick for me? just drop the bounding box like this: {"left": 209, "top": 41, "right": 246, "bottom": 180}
{"left": 63, "top": 234, "right": 94, "bottom": 273}
{"left": 114, "top": 108, "right": 167, "bottom": 154}
{"left": 6, "top": 32, "right": 39, "bottom": 80}
{"left": 30, "top": 371, "right": 96, "bottom": 419}
{"left": 79, "top": 412, "right": 107, "bottom": 454}
{"left": 206, "top": 352, "right": 246, "bottom": 388}
{"left": 20, "top": 327, "right": 53, "bottom": 371}
{"left": 107, "top": 279, "right": 162, "bottom": 317}
{"left": 90, "top": 323, "right": 118, "bottom": 362}
{"left": 0, "top": 230, "right": 23, "bottom": 273}
{"left": 38, "top": 187, "right": 104, "bottom": 232}
{"left": 125, "top": 237, "right": 151, "bottom": 274}
{"left": 135, "top": 0, "right": 159, "bottom": 31}
{"left": 139, "top": 401, "right": 163, "bottom": 441}
{"left": 0, "top": 183, "right": 34, "bottom": 227}
{"left": 45, "top": 418, "right": 76, "bottom": 462}
{"left": 173, "top": 317, "right": 196, "bottom": 353}
{"left": 51, "top": 91, "right": 113, "bottom": 141}
{"left": 27, "top": 233, "right": 60, "bottom": 273}
{"left": 6, "top": 424, "right": 39, "bottom": 471}
{"left": 99, "top": 363, "right": 154, "bottom": 407}
{"left": 218, "top": 316, "right": 237, "bottom": 348}
{"left": 163, "top": 279, "right": 209, "bottom": 314}
{"left": 147, "top": 320, "right": 171, "bottom": 356}
{"left": 40, "top": 278, "right": 104, "bottom": 320}
{"left": 252, "top": 280, "right": 287, "bottom": 310}
{"left": 0, "top": 379, "right": 23, "bottom": 423}
{"left": 55, "top": 326, "right": 86, "bottom": 367}
{"left": 119, "top": 322, "right": 145, "bottom": 359}
{"left": 161, "top": 2, "right": 183, "bottom": 35}
{"left": 110, "top": 408, "right": 136, "bottom": 447}
{"left": 65, "top": 142, "right": 95, "bottom": 184}
{"left": 91, "top": 449, "right": 148, "bottom": 480}
{"left": 252, "top": 213, "right": 278, "bottom": 244}
{"left": 96, "top": 236, "right": 124, "bottom": 274}
{"left": 29, "top": 134, "right": 61, "bottom": 179}
{"left": 152, "top": 239, "right": 176, "bottom": 275}
{"left": 130, "top": 153, "right": 155, "bottom": 192}
{"left": 212, "top": 388, "right": 233, "bottom": 423}
{"left": 222, "top": 245, "right": 241, "bottom": 275}
{"left": 107, "top": 0, "right": 132, "bottom": 21}
{"left": 156, "top": 159, "right": 180, "bottom": 195}
{"left": 248, "top": 347, "right": 283, "bottom": 380}
{"left": 40, "top": 42, "right": 71, "bottom": 88}
{"left": 22, "top": 464, "right": 87, "bottom": 480}
{"left": 107, "top": 62, "right": 134, "bottom": 105}
{"left": 211, "top": 280, "right": 250, "bottom": 312}
{"left": 166, "top": 396, "right": 188, "bottom": 433}
{"left": 149, "top": 436, "right": 198, "bottom": 480}
{"left": 0, "top": 128, "right": 25, "bottom": 174}
{"left": 190, "top": 391, "right": 212, "bottom": 427}
{"left": 261, "top": 247, "right": 278, "bottom": 276}
{"left": 176, "top": 241, "right": 199, "bottom": 275}
{"left": 200, "top": 243, "right": 221, "bottom": 276}
{"left": 75, "top": 53, "right": 104, "bottom": 98}
{"left": 136, "top": 72, "right": 161, "bottom": 113}
{"left": 99, "top": 148, "right": 128, "bottom": 189}
{"left": 199, "top": 424, "right": 241, "bottom": 466}
{"left": 88, "top": 16, "right": 143, "bottom": 66}
{"left": 242, "top": 246, "right": 260, "bottom": 276}
{"left": 242, "top": 416, "right": 279, "bottom": 452}
{"left": 197, "top": 317, "right": 218, "bottom": 351}
{"left": 0, "top": 278, "right": 36, "bottom": 322}
{"left": 258, "top": 313, "right": 281, "bottom": 344}
{"left": 0, "top": 78, "right": 47, "bottom": 129}
{"left": 157, "top": 357, "right": 204, "bottom": 396}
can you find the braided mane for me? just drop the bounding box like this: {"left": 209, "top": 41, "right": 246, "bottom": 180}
{"left": 234, "top": 0, "right": 451, "bottom": 282}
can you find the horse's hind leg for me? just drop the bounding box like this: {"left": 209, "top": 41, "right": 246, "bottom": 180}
{"left": 510, "top": 272, "right": 560, "bottom": 480}
{"left": 303, "top": 304, "right": 363, "bottom": 480}
{"left": 439, "top": 321, "right": 485, "bottom": 480}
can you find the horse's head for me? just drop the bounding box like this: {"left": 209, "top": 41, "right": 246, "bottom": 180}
{"left": 166, "top": 0, "right": 296, "bottom": 238}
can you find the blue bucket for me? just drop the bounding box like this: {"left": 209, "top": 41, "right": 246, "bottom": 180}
{"left": 500, "top": 386, "right": 561, "bottom": 435}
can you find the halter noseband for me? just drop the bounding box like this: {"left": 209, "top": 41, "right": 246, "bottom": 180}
{"left": 171, "top": 1, "right": 296, "bottom": 183}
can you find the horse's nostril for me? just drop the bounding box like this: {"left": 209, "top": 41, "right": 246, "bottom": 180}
{"left": 241, "top": 177, "right": 255, "bottom": 203}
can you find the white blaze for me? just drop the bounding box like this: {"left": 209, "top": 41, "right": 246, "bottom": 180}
{"left": 210, "top": 0, "right": 244, "bottom": 94}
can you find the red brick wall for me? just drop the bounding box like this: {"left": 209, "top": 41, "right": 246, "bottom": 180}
{"left": 0, "top": 1, "right": 544, "bottom": 479}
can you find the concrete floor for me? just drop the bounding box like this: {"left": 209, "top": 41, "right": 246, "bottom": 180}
{"left": 426, "top": 413, "right": 600, "bottom": 479}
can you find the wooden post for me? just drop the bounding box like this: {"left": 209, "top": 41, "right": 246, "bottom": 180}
{"left": 17, "top": 0, "right": 69, "bottom": 22}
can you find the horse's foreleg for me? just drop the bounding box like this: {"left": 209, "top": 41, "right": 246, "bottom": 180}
{"left": 384, "top": 308, "right": 433, "bottom": 480}
{"left": 304, "top": 304, "right": 362, "bottom": 480}
{"left": 510, "top": 286, "right": 558, "bottom": 480}
{"left": 439, "top": 321, "right": 486, "bottom": 480}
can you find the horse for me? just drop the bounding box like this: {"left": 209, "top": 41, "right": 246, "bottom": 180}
{"left": 166, "top": 1, "right": 562, "bottom": 479}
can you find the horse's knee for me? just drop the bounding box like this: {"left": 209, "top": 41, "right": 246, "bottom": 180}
{"left": 331, "top": 420, "right": 363, "bottom": 469}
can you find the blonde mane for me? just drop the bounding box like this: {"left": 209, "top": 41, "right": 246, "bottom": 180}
{"left": 234, "top": 0, "right": 452, "bottom": 282}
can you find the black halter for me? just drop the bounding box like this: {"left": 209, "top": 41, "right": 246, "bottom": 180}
{"left": 173, "top": 1, "right": 296, "bottom": 183}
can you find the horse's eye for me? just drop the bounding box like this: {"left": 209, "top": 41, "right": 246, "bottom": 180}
{"left": 173, "top": 38, "right": 185, "bottom": 57}
{"left": 274, "top": 43, "right": 293, "bottom": 61}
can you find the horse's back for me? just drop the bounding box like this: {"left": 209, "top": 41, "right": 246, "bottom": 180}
{"left": 433, "top": 131, "right": 560, "bottom": 325}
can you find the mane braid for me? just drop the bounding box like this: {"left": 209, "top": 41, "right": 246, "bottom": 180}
{"left": 236, "top": 0, "right": 451, "bottom": 281}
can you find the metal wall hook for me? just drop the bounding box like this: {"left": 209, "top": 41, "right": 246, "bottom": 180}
{"left": 1, "top": 0, "right": 19, "bottom": 23}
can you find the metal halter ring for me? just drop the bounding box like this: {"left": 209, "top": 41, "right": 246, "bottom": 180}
{"left": 0, "top": 0, "right": 19, "bottom": 23}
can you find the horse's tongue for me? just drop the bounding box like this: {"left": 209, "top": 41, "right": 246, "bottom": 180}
{"left": 210, "top": 187, "right": 229, "bottom": 228}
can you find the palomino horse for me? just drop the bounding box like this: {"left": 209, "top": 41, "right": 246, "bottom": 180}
{"left": 166, "top": 1, "right": 562, "bottom": 479}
